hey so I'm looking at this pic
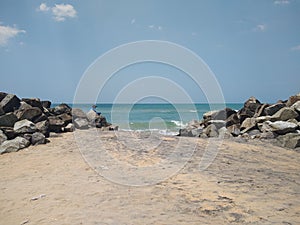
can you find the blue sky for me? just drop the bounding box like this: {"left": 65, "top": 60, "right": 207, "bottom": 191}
{"left": 0, "top": 0, "right": 299, "bottom": 103}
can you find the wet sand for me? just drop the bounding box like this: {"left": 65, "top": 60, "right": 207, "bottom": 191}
{"left": 0, "top": 130, "right": 300, "bottom": 224}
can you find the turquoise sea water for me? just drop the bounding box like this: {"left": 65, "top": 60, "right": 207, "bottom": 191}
{"left": 60, "top": 103, "right": 243, "bottom": 134}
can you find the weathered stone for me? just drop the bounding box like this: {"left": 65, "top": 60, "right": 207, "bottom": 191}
{"left": 276, "top": 133, "right": 300, "bottom": 149}
{"left": 0, "top": 94, "right": 21, "bottom": 113}
{"left": 258, "top": 132, "right": 277, "bottom": 139}
{"left": 253, "top": 104, "right": 269, "bottom": 117}
{"left": 48, "top": 116, "right": 64, "bottom": 132}
{"left": 33, "top": 113, "right": 48, "bottom": 123}
{"left": 287, "top": 118, "right": 298, "bottom": 124}
{"left": 255, "top": 116, "right": 271, "bottom": 123}
{"left": 1, "top": 127, "right": 16, "bottom": 140}
{"left": 41, "top": 100, "right": 51, "bottom": 108}
{"left": 291, "top": 101, "right": 300, "bottom": 113}
{"left": 218, "top": 127, "right": 232, "bottom": 139}
{"left": 86, "top": 109, "right": 98, "bottom": 122}
{"left": 0, "top": 92, "right": 7, "bottom": 102}
{"left": 0, "top": 113, "right": 18, "bottom": 127}
{"left": 0, "top": 130, "right": 7, "bottom": 145}
{"left": 212, "top": 108, "right": 236, "bottom": 120}
{"left": 264, "top": 103, "right": 285, "bottom": 116}
{"left": 31, "top": 132, "right": 46, "bottom": 145}
{"left": 22, "top": 133, "right": 32, "bottom": 142}
{"left": 259, "top": 121, "right": 298, "bottom": 135}
{"left": 227, "top": 124, "right": 240, "bottom": 137}
{"left": 0, "top": 137, "right": 30, "bottom": 154}
{"left": 35, "top": 120, "right": 50, "bottom": 137}
{"left": 22, "top": 98, "right": 43, "bottom": 109}
{"left": 207, "top": 120, "right": 226, "bottom": 129}
{"left": 247, "top": 129, "right": 261, "bottom": 137}
{"left": 52, "top": 103, "right": 71, "bottom": 115}
{"left": 286, "top": 93, "right": 300, "bottom": 107}
{"left": 240, "top": 117, "right": 257, "bottom": 133}
{"left": 0, "top": 107, "right": 5, "bottom": 116}
{"left": 14, "top": 119, "right": 37, "bottom": 134}
{"left": 71, "top": 108, "right": 87, "bottom": 119}
{"left": 58, "top": 113, "right": 72, "bottom": 125}
{"left": 74, "top": 118, "right": 89, "bottom": 129}
{"left": 204, "top": 124, "right": 218, "bottom": 138}
{"left": 19, "top": 107, "right": 43, "bottom": 121}
{"left": 63, "top": 123, "right": 75, "bottom": 132}
{"left": 271, "top": 107, "right": 298, "bottom": 121}
{"left": 238, "top": 97, "right": 262, "bottom": 122}
{"left": 226, "top": 113, "right": 240, "bottom": 127}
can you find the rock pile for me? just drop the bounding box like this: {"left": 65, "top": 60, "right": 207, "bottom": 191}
{"left": 179, "top": 93, "right": 300, "bottom": 149}
{"left": 0, "top": 92, "right": 117, "bottom": 154}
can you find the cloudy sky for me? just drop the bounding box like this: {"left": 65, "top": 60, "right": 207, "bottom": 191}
{"left": 0, "top": 0, "right": 299, "bottom": 103}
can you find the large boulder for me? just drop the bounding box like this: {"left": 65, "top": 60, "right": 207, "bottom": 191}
{"left": 276, "top": 133, "right": 300, "bottom": 149}
{"left": 74, "top": 118, "right": 89, "bottom": 129}
{"left": 207, "top": 120, "right": 226, "bottom": 129}
{"left": 0, "top": 127, "right": 16, "bottom": 140}
{"left": 226, "top": 113, "right": 240, "bottom": 127}
{"left": 35, "top": 120, "right": 50, "bottom": 137}
{"left": 71, "top": 108, "right": 87, "bottom": 119}
{"left": 18, "top": 107, "right": 43, "bottom": 121}
{"left": 264, "top": 103, "right": 285, "bottom": 116}
{"left": 52, "top": 103, "right": 71, "bottom": 115}
{"left": 86, "top": 109, "right": 98, "bottom": 122}
{"left": 291, "top": 101, "right": 300, "bottom": 114}
{"left": 0, "top": 136, "right": 30, "bottom": 154}
{"left": 48, "top": 116, "right": 64, "bottom": 132}
{"left": 31, "top": 132, "right": 46, "bottom": 145}
{"left": 0, "top": 130, "right": 7, "bottom": 145}
{"left": 204, "top": 124, "right": 219, "bottom": 138}
{"left": 227, "top": 124, "right": 241, "bottom": 137}
{"left": 212, "top": 108, "right": 236, "bottom": 120}
{"left": 271, "top": 107, "right": 298, "bottom": 121}
{"left": 41, "top": 100, "right": 51, "bottom": 108}
{"left": 58, "top": 113, "right": 72, "bottom": 125}
{"left": 258, "top": 121, "right": 298, "bottom": 135}
{"left": 253, "top": 104, "right": 269, "bottom": 117}
{"left": 286, "top": 93, "right": 300, "bottom": 107}
{"left": 238, "top": 96, "right": 262, "bottom": 122}
{"left": 14, "top": 119, "right": 37, "bottom": 134}
{"left": 0, "top": 94, "right": 21, "bottom": 113}
{"left": 22, "top": 98, "right": 43, "bottom": 110}
{"left": 240, "top": 117, "right": 257, "bottom": 133}
{"left": 0, "top": 112, "right": 18, "bottom": 127}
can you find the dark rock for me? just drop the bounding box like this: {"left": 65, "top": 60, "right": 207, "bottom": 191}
{"left": 0, "top": 107, "right": 5, "bottom": 116}
{"left": 204, "top": 124, "right": 218, "bottom": 138}
{"left": 71, "top": 108, "right": 87, "bottom": 119}
{"left": 100, "top": 125, "right": 119, "bottom": 131}
{"left": 58, "top": 113, "right": 72, "bottom": 125}
{"left": 226, "top": 113, "right": 240, "bottom": 127}
{"left": 63, "top": 123, "right": 75, "bottom": 132}
{"left": 14, "top": 119, "right": 37, "bottom": 134}
{"left": 74, "top": 118, "right": 89, "bottom": 129}
{"left": 0, "top": 92, "right": 7, "bottom": 102}
{"left": 0, "top": 94, "right": 21, "bottom": 113}
{"left": 271, "top": 107, "right": 298, "bottom": 121}
{"left": 212, "top": 108, "right": 236, "bottom": 120}
{"left": 48, "top": 116, "right": 64, "bottom": 132}
{"left": 286, "top": 93, "right": 300, "bottom": 107}
{"left": 35, "top": 120, "right": 50, "bottom": 137}
{"left": 264, "top": 103, "right": 285, "bottom": 116}
{"left": 22, "top": 133, "right": 32, "bottom": 142}
{"left": 227, "top": 124, "right": 240, "bottom": 137}
{"left": 1, "top": 127, "right": 16, "bottom": 139}
{"left": 179, "top": 127, "right": 202, "bottom": 137}
{"left": 41, "top": 100, "right": 51, "bottom": 108}
{"left": 53, "top": 103, "right": 71, "bottom": 115}
{"left": 276, "top": 133, "right": 300, "bottom": 149}
{"left": 0, "top": 137, "right": 30, "bottom": 154}
{"left": 238, "top": 96, "right": 262, "bottom": 122}
{"left": 0, "top": 129, "right": 7, "bottom": 145}
{"left": 22, "top": 98, "right": 43, "bottom": 109}
{"left": 254, "top": 104, "right": 269, "bottom": 117}
{"left": 0, "top": 113, "right": 18, "bottom": 127}
{"left": 95, "top": 115, "right": 110, "bottom": 128}
{"left": 33, "top": 113, "right": 48, "bottom": 123}
{"left": 31, "top": 132, "right": 46, "bottom": 145}
{"left": 18, "top": 107, "right": 43, "bottom": 122}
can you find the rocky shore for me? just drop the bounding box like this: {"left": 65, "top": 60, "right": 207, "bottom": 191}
{"left": 179, "top": 93, "right": 300, "bottom": 150}
{"left": 0, "top": 92, "right": 117, "bottom": 154}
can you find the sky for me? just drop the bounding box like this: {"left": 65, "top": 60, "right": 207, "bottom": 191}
{"left": 0, "top": 0, "right": 299, "bottom": 103}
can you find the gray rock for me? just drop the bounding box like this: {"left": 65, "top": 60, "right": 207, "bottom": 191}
{"left": 14, "top": 119, "right": 37, "bottom": 134}
{"left": 0, "top": 127, "right": 16, "bottom": 140}
{"left": 240, "top": 117, "right": 257, "bottom": 133}
{"left": 0, "top": 94, "right": 21, "bottom": 113}
{"left": 0, "top": 112, "right": 18, "bottom": 127}
{"left": 259, "top": 121, "right": 298, "bottom": 135}
{"left": 86, "top": 109, "right": 98, "bottom": 122}
{"left": 52, "top": 103, "right": 71, "bottom": 115}
{"left": 287, "top": 118, "right": 298, "bottom": 124}
{"left": 264, "top": 103, "right": 285, "bottom": 116}
{"left": 63, "top": 123, "right": 75, "bottom": 132}
{"left": 0, "top": 130, "right": 7, "bottom": 145}
{"left": 48, "top": 116, "right": 64, "bottom": 132}
{"left": 286, "top": 93, "right": 300, "bottom": 107}
{"left": 207, "top": 120, "right": 226, "bottom": 129}
{"left": 58, "top": 113, "right": 72, "bottom": 125}
{"left": 204, "top": 124, "right": 218, "bottom": 138}
{"left": 0, "top": 92, "right": 7, "bottom": 102}
{"left": 258, "top": 132, "right": 277, "bottom": 139}
{"left": 178, "top": 128, "right": 193, "bottom": 137}
{"left": 22, "top": 98, "right": 43, "bottom": 109}
{"left": 247, "top": 129, "right": 261, "bottom": 137}
{"left": 202, "top": 110, "right": 219, "bottom": 120}
{"left": 33, "top": 113, "right": 48, "bottom": 123}
{"left": 35, "top": 120, "right": 50, "bottom": 137}
{"left": 0, "top": 107, "right": 5, "bottom": 116}
{"left": 18, "top": 107, "right": 43, "bottom": 121}
{"left": 74, "top": 118, "right": 89, "bottom": 129}
{"left": 276, "top": 133, "right": 300, "bottom": 149}
{"left": 99, "top": 125, "right": 119, "bottom": 131}
{"left": 218, "top": 127, "right": 232, "bottom": 138}
{"left": 226, "top": 113, "right": 240, "bottom": 127}
{"left": 212, "top": 108, "right": 236, "bottom": 120}
{"left": 31, "top": 132, "right": 46, "bottom": 145}
{"left": 227, "top": 124, "right": 240, "bottom": 136}
{"left": 238, "top": 96, "right": 262, "bottom": 122}
{"left": 71, "top": 108, "right": 87, "bottom": 119}
{"left": 0, "top": 136, "right": 30, "bottom": 154}
{"left": 41, "top": 100, "right": 51, "bottom": 108}
{"left": 271, "top": 107, "right": 298, "bottom": 121}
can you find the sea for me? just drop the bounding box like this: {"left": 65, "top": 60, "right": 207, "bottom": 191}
{"left": 60, "top": 103, "right": 243, "bottom": 135}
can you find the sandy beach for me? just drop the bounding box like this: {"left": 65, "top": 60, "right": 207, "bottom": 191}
{"left": 1, "top": 130, "right": 299, "bottom": 225}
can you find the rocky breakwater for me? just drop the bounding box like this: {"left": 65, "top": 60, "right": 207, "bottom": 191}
{"left": 179, "top": 93, "right": 300, "bottom": 150}
{"left": 0, "top": 92, "right": 117, "bottom": 154}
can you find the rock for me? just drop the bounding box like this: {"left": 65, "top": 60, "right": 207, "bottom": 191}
{"left": 226, "top": 113, "right": 240, "bottom": 127}
{"left": 227, "top": 124, "right": 240, "bottom": 137}
{"left": 41, "top": 100, "right": 51, "bottom": 108}
{"left": 264, "top": 103, "right": 285, "bottom": 116}
{"left": 238, "top": 96, "right": 262, "bottom": 122}
{"left": 212, "top": 108, "right": 236, "bottom": 120}
{"left": 202, "top": 110, "right": 219, "bottom": 120}
{"left": 86, "top": 109, "right": 98, "bottom": 122}
{"left": 18, "top": 107, "right": 43, "bottom": 121}
{"left": 0, "top": 107, "right": 5, "bottom": 116}
{"left": 240, "top": 117, "right": 257, "bottom": 133}
{"left": 33, "top": 113, "right": 48, "bottom": 123}
{"left": 207, "top": 120, "right": 226, "bottom": 129}
{"left": 31, "top": 132, "right": 46, "bottom": 145}
{"left": 291, "top": 101, "right": 300, "bottom": 113}
{"left": 22, "top": 98, "right": 43, "bottom": 109}
{"left": 48, "top": 116, "right": 64, "bottom": 132}
{"left": 0, "top": 94, "right": 21, "bottom": 113}
{"left": 276, "top": 133, "right": 300, "bottom": 149}
{"left": 0, "top": 112, "right": 18, "bottom": 127}
{"left": 179, "top": 127, "right": 203, "bottom": 137}
{"left": 258, "top": 132, "right": 277, "bottom": 139}
{"left": 286, "top": 93, "right": 300, "bottom": 107}
{"left": 74, "top": 118, "right": 89, "bottom": 129}
{"left": 0, "top": 92, "right": 7, "bottom": 102}
{"left": 63, "top": 123, "right": 75, "bottom": 132}
{"left": 253, "top": 104, "right": 269, "bottom": 117}
{"left": 0, "top": 136, "right": 30, "bottom": 154}
{"left": 95, "top": 115, "right": 110, "bottom": 128}
{"left": 0, "top": 130, "right": 7, "bottom": 145}
{"left": 259, "top": 121, "right": 298, "bottom": 135}
{"left": 271, "top": 107, "right": 298, "bottom": 121}
{"left": 71, "top": 108, "right": 87, "bottom": 119}
{"left": 52, "top": 103, "right": 71, "bottom": 115}
{"left": 35, "top": 120, "right": 50, "bottom": 137}
{"left": 218, "top": 127, "right": 233, "bottom": 138}
{"left": 247, "top": 129, "right": 261, "bottom": 137}
{"left": 100, "top": 125, "right": 119, "bottom": 131}
{"left": 255, "top": 116, "right": 271, "bottom": 123}
{"left": 58, "top": 113, "right": 72, "bottom": 125}
{"left": 287, "top": 118, "right": 298, "bottom": 124}
{"left": 14, "top": 119, "right": 37, "bottom": 134}
{"left": 204, "top": 124, "right": 218, "bottom": 138}
{"left": 1, "top": 127, "right": 16, "bottom": 140}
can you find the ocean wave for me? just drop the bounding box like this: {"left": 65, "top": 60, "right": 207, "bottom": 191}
{"left": 170, "top": 120, "right": 186, "bottom": 128}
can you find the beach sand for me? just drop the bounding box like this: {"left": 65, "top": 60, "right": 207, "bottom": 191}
{"left": 0, "top": 130, "right": 300, "bottom": 224}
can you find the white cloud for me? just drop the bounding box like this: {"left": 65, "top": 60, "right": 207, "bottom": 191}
{"left": 291, "top": 45, "right": 300, "bottom": 51}
{"left": 148, "top": 25, "right": 163, "bottom": 31}
{"left": 0, "top": 24, "right": 26, "bottom": 46}
{"left": 148, "top": 25, "right": 155, "bottom": 29}
{"left": 253, "top": 24, "right": 266, "bottom": 32}
{"left": 274, "top": 0, "right": 290, "bottom": 5}
{"left": 38, "top": 3, "right": 77, "bottom": 22}
{"left": 131, "top": 18, "right": 135, "bottom": 24}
